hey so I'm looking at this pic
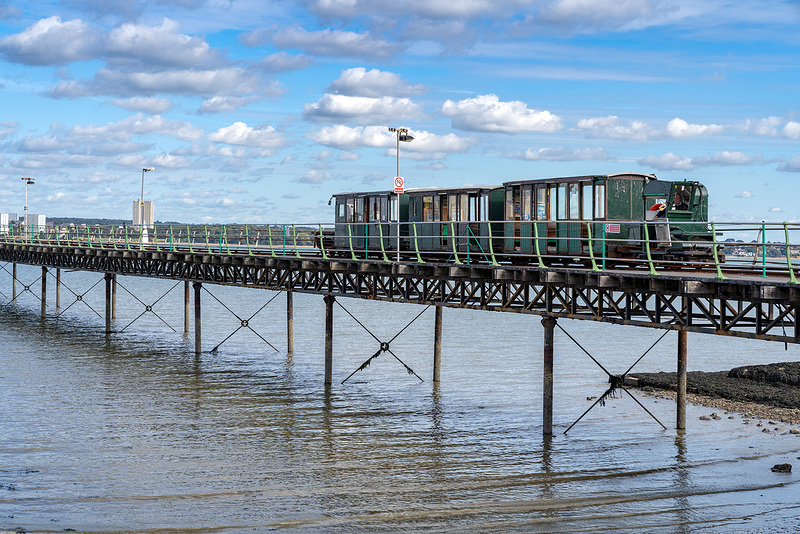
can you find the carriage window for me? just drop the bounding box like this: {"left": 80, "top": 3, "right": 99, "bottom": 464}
{"left": 355, "top": 197, "right": 364, "bottom": 222}
{"left": 536, "top": 187, "right": 546, "bottom": 220}
{"left": 440, "top": 196, "right": 449, "bottom": 222}
{"left": 380, "top": 197, "right": 388, "bottom": 222}
{"left": 548, "top": 185, "right": 556, "bottom": 221}
{"left": 337, "top": 202, "right": 345, "bottom": 219}
{"left": 582, "top": 183, "right": 593, "bottom": 220}
{"left": 480, "top": 193, "right": 489, "bottom": 221}
{"left": 433, "top": 197, "right": 441, "bottom": 221}
{"left": 595, "top": 184, "right": 605, "bottom": 219}
{"left": 569, "top": 183, "right": 580, "bottom": 220}
{"left": 505, "top": 190, "right": 514, "bottom": 221}
{"left": 460, "top": 195, "right": 469, "bottom": 222}
{"left": 346, "top": 200, "right": 354, "bottom": 222}
{"left": 389, "top": 197, "right": 397, "bottom": 221}
{"left": 521, "top": 188, "right": 532, "bottom": 221}
{"left": 557, "top": 184, "right": 567, "bottom": 220}
{"left": 423, "top": 196, "right": 433, "bottom": 222}
{"left": 370, "top": 197, "right": 379, "bottom": 222}
{"left": 469, "top": 195, "right": 478, "bottom": 221}
{"left": 449, "top": 195, "right": 458, "bottom": 222}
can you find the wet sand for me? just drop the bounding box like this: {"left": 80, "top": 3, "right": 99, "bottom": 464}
{"left": 631, "top": 362, "right": 800, "bottom": 426}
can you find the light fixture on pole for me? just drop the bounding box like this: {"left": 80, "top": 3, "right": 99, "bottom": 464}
{"left": 388, "top": 127, "right": 414, "bottom": 261}
{"left": 21, "top": 177, "right": 34, "bottom": 240}
{"left": 140, "top": 167, "right": 155, "bottom": 235}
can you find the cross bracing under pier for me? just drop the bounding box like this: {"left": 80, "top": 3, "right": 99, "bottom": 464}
{"left": 1, "top": 243, "right": 797, "bottom": 344}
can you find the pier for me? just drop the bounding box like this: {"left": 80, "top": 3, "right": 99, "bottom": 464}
{"left": 0, "top": 221, "right": 798, "bottom": 436}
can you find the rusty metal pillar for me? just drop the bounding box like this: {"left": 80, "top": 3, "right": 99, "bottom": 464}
{"left": 433, "top": 305, "right": 443, "bottom": 382}
{"left": 287, "top": 290, "right": 294, "bottom": 354}
{"left": 542, "top": 316, "right": 557, "bottom": 435}
{"left": 40, "top": 266, "right": 47, "bottom": 318}
{"left": 12, "top": 263, "right": 16, "bottom": 299}
{"left": 105, "top": 273, "right": 112, "bottom": 333}
{"left": 56, "top": 268, "right": 61, "bottom": 308}
{"left": 677, "top": 330, "right": 687, "bottom": 431}
{"left": 324, "top": 294, "right": 335, "bottom": 386}
{"left": 193, "top": 282, "right": 202, "bottom": 355}
{"left": 184, "top": 281, "right": 190, "bottom": 334}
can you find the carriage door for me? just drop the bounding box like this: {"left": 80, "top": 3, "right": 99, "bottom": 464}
{"left": 567, "top": 182, "right": 581, "bottom": 254}
{"left": 520, "top": 186, "right": 533, "bottom": 253}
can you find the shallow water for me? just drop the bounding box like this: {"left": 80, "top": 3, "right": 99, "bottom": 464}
{"left": 1, "top": 266, "right": 799, "bottom": 533}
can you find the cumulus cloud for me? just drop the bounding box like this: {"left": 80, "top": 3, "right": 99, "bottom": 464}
{"left": 199, "top": 95, "right": 265, "bottom": 113}
{"left": 110, "top": 96, "right": 174, "bottom": 114}
{"left": 207, "top": 122, "right": 287, "bottom": 150}
{"left": 782, "top": 121, "right": 800, "bottom": 139}
{"left": 295, "top": 170, "right": 333, "bottom": 184}
{"left": 576, "top": 115, "right": 655, "bottom": 141}
{"left": 104, "top": 18, "right": 218, "bottom": 68}
{"left": 0, "top": 16, "right": 100, "bottom": 65}
{"left": 272, "top": 27, "right": 400, "bottom": 58}
{"left": 0, "top": 120, "right": 19, "bottom": 139}
{"left": 640, "top": 150, "right": 764, "bottom": 171}
{"left": 735, "top": 191, "right": 753, "bottom": 198}
{"left": 516, "top": 146, "right": 609, "bottom": 161}
{"left": 639, "top": 152, "right": 695, "bottom": 171}
{"left": 308, "top": 0, "right": 500, "bottom": 19}
{"left": 308, "top": 125, "right": 472, "bottom": 156}
{"left": 665, "top": 117, "right": 724, "bottom": 137}
{"left": 537, "top": 0, "right": 676, "bottom": 31}
{"left": 692, "top": 151, "right": 760, "bottom": 166}
{"left": 778, "top": 157, "right": 800, "bottom": 173}
{"left": 303, "top": 94, "right": 423, "bottom": 123}
{"left": 327, "top": 67, "right": 425, "bottom": 98}
{"left": 441, "top": 94, "right": 563, "bottom": 133}
{"left": 254, "top": 51, "right": 313, "bottom": 73}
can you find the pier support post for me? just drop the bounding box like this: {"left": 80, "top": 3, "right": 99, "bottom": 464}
{"left": 542, "top": 316, "right": 556, "bottom": 435}
{"left": 287, "top": 290, "right": 294, "bottom": 354}
{"left": 56, "top": 268, "right": 61, "bottom": 308}
{"left": 193, "top": 282, "right": 202, "bottom": 355}
{"left": 433, "top": 305, "right": 443, "bottom": 382}
{"left": 324, "top": 294, "right": 335, "bottom": 386}
{"left": 41, "top": 266, "right": 47, "bottom": 318}
{"left": 677, "top": 330, "right": 687, "bottom": 431}
{"left": 105, "top": 273, "right": 112, "bottom": 333}
{"left": 112, "top": 275, "right": 117, "bottom": 320}
{"left": 12, "top": 263, "right": 16, "bottom": 299}
{"left": 184, "top": 281, "right": 190, "bottom": 334}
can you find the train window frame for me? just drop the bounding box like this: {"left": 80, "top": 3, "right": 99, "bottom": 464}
{"left": 355, "top": 197, "right": 364, "bottom": 222}
{"left": 521, "top": 188, "right": 532, "bottom": 221}
{"left": 594, "top": 184, "right": 605, "bottom": 219}
{"left": 337, "top": 202, "right": 345, "bottom": 219}
{"left": 449, "top": 195, "right": 458, "bottom": 223}
{"left": 460, "top": 194, "right": 469, "bottom": 222}
{"left": 569, "top": 183, "right": 580, "bottom": 220}
{"left": 536, "top": 187, "right": 547, "bottom": 220}
{"left": 582, "top": 183, "right": 593, "bottom": 220}
{"left": 433, "top": 196, "right": 441, "bottom": 222}
{"left": 380, "top": 197, "right": 388, "bottom": 222}
{"left": 423, "top": 196, "right": 434, "bottom": 222}
{"left": 557, "top": 184, "right": 567, "bottom": 220}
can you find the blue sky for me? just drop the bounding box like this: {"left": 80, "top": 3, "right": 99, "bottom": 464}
{"left": 0, "top": 0, "right": 798, "bottom": 224}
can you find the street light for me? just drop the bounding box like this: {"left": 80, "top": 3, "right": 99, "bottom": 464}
{"left": 140, "top": 167, "right": 155, "bottom": 237}
{"left": 21, "top": 177, "right": 34, "bottom": 240}
{"left": 388, "top": 127, "right": 414, "bottom": 261}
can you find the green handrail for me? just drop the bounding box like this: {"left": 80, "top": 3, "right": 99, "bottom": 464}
{"left": 204, "top": 225, "right": 213, "bottom": 254}
{"left": 154, "top": 225, "right": 163, "bottom": 252}
{"left": 532, "top": 221, "right": 546, "bottom": 269}
{"left": 124, "top": 226, "right": 129, "bottom": 250}
{"left": 450, "top": 222, "right": 462, "bottom": 265}
{"left": 292, "top": 224, "right": 301, "bottom": 258}
{"left": 711, "top": 222, "right": 726, "bottom": 280}
{"left": 642, "top": 220, "right": 659, "bottom": 276}
{"left": 761, "top": 221, "right": 767, "bottom": 277}
{"left": 586, "top": 222, "right": 600, "bottom": 272}
{"left": 223, "top": 225, "right": 232, "bottom": 255}
{"left": 784, "top": 223, "right": 797, "bottom": 284}
{"left": 244, "top": 225, "right": 254, "bottom": 256}
{"left": 186, "top": 225, "right": 195, "bottom": 254}
{"left": 169, "top": 225, "right": 175, "bottom": 252}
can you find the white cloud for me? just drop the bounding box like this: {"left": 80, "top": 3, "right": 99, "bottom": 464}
{"left": 198, "top": 95, "right": 265, "bottom": 113}
{"left": 740, "top": 116, "right": 783, "bottom": 136}
{"left": 295, "top": 170, "right": 333, "bottom": 184}
{"left": 207, "top": 122, "right": 287, "bottom": 149}
{"left": 0, "top": 16, "right": 99, "bottom": 65}
{"left": 735, "top": 191, "right": 753, "bottom": 198}
{"left": 639, "top": 152, "right": 695, "bottom": 171}
{"left": 778, "top": 157, "right": 800, "bottom": 173}
{"left": 272, "top": 27, "right": 400, "bottom": 58}
{"left": 0, "top": 120, "right": 19, "bottom": 139}
{"left": 254, "top": 51, "right": 313, "bottom": 73}
{"left": 105, "top": 18, "right": 218, "bottom": 68}
{"left": 440, "top": 94, "right": 563, "bottom": 133}
{"left": 337, "top": 152, "right": 361, "bottom": 161}
{"left": 693, "top": 151, "right": 760, "bottom": 166}
{"left": 517, "top": 146, "right": 609, "bottom": 161}
{"left": 308, "top": 125, "right": 472, "bottom": 155}
{"left": 327, "top": 67, "right": 425, "bottom": 98}
{"left": 769, "top": 206, "right": 783, "bottom": 212}
{"left": 538, "top": 0, "right": 675, "bottom": 31}
{"left": 303, "top": 94, "right": 423, "bottom": 123}
{"left": 665, "top": 117, "right": 724, "bottom": 137}
{"left": 782, "top": 121, "right": 800, "bottom": 139}
{"left": 576, "top": 115, "right": 655, "bottom": 141}
{"left": 110, "top": 96, "right": 174, "bottom": 114}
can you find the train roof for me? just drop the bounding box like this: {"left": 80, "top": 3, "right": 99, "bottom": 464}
{"left": 331, "top": 185, "right": 503, "bottom": 198}
{"left": 503, "top": 172, "right": 657, "bottom": 187}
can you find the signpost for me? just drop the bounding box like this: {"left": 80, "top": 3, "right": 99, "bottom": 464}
{"left": 394, "top": 176, "right": 404, "bottom": 194}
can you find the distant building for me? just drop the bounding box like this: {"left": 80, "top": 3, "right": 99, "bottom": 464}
{"left": 24, "top": 214, "right": 46, "bottom": 233}
{"left": 0, "top": 213, "right": 8, "bottom": 234}
{"left": 132, "top": 200, "right": 155, "bottom": 229}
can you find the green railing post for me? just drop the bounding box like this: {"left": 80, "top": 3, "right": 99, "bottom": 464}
{"left": 186, "top": 225, "right": 195, "bottom": 254}
{"left": 292, "top": 224, "right": 301, "bottom": 258}
{"left": 267, "top": 225, "right": 277, "bottom": 257}
{"left": 642, "top": 220, "right": 659, "bottom": 276}
{"left": 711, "top": 221, "right": 726, "bottom": 280}
{"left": 601, "top": 222, "right": 607, "bottom": 270}
{"left": 347, "top": 223, "right": 357, "bottom": 261}
{"left": 245, "top": 225, "right": 254, "bottom": 256}
{"left": 450, "top": 222, "right": 462, "bottom": 265}
{"left": 124, "top": 225, "right": 129, "bottom": 250}
{"left": 377, "top": 223, "right": 390, "bottom": 262}
{"left": 486, "top": 222, "right": 500, "bottom": 267}
{"left": 282, "top": 224, "right": 287, "bottom": 256}
{"left": 587, "top": 222, "right": 600, "bottom": 272}
{"left": 532, "top": 221, "right": 546, "bottom": 269}
{"left": 169, "top": 225, "right": 175, "bottom": 252}
{"left": 784, "top": 223, "right": 797, "bottom": 284}
{"left": 204, "top": 225, "right": 213, "bottom": 254}
{"left": 412, "top": 223, "right": 423, "bottom": 263}
{"left": 318, "top": 224, "right": 329, "bottom": 260}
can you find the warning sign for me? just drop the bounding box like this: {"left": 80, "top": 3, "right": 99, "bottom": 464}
{"left": 394, "top": 176, "right": 404, "bottom": 193}
{"left": 605, "top": 223, "right": 621, "bottom": 234}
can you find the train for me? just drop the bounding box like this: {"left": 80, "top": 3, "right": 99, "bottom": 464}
{"left": 325, "top": 172, "right": 719, "bottom": 267}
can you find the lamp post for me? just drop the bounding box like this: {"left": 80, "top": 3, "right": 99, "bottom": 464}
{"left": 140, "top": 167, "right": 155, "bottom": 237}
{"left": 21, "top": 177, "right": 34, "bottom": 241}
{"left": 388, "top": 127, "right": 414, "bottom": 261}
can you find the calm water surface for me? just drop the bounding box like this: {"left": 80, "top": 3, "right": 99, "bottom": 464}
{"left": 1, "top": 266, "right": 799, "bottom": 533}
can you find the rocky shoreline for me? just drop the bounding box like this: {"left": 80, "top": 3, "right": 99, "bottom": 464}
{"left": 630, "top": 361, "right": 800, "bottom": 426}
